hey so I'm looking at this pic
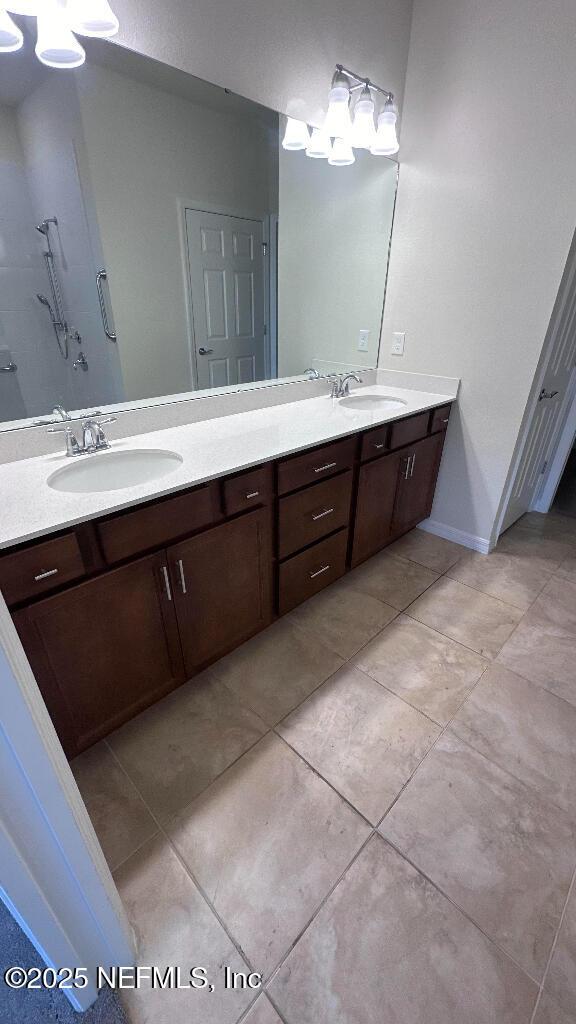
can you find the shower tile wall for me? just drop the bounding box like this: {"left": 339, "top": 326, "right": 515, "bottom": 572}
{"left": 0, "top": 73, "right": 124, "bottom": 424}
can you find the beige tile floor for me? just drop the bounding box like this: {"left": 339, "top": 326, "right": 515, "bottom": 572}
{"left": 72, "top": 512, "right": 576, "bottom": 1024}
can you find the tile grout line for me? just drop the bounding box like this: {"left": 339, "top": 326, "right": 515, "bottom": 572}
{"left": 529, "top": 861, "right": 576, "bottom": 1024}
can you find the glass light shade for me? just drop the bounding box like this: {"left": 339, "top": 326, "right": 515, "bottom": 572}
{"left": 36, "top": 2, "right": 86, "bottom": 67}
{"left": 328, "top": 136, "right": 355, "bottom": 166}
{"left": 5, "top": 0, "right": 39, "bottom": 13}
{"left": 66, "top": 0, "right": 119, "bottom": 37}
{"left": 306, "top": 126, "right": 332, "bottom": 159}
{"left": 0, "top": 8, "right": 23, "bottom": 50}
{"left": 370, "top": 106, "right": 399, "bottom": 156}
{"left": 350, "top": 88, "right": 376, "bottom": 149}
{"left": 323, "top": 81, "right": 352, "bottom": 139}
{"left": 282, "top": 116, "right": 310, "bottom": 151}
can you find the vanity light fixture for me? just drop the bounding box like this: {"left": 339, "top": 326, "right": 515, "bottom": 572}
{"left": 281, "top": 116, "right": 310, "bottom": 150}
{"left": 0, "top": 0, "right": 119, "bottom": 67}
{"left": 0, "top": 7, "right": 23, "bottom": 50}
{"left": 283, "top": 63, "right": 399, "bottom": 166}
{"left": 306, "top": 126, "right": 332, "bottom": 159}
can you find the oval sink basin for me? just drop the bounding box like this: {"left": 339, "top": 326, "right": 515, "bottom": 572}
{"left": 339, "top": 392, "right": 408, "bottom": 411}
{"left": 48, "top": 448, "right": 183, "bottom": 493}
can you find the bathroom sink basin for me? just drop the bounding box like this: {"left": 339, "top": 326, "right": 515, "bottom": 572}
{"left": 339, "top": 391, "right": 408, "bottom": 411}
{"left": 47, "top": 448, "right": 183, "bottom": 493}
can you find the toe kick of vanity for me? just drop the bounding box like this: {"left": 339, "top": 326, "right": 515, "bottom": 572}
{"left": 1, "top": 402, "right": 452, "bottom": 758}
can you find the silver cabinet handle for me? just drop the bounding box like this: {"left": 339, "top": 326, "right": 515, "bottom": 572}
{"left": 246, "top": 491, "right": 260, "bottom": 499}
{"left": 34, "top": 568, "right": 59, "bottom": 581}
{"left": 96, "top": 270, "right": 116, "bottom": 341}
{"left": 373, "top": 442, "right": 384, "bottom": 450}
{"left": 198, "top": 347, "right": 214, "bottom": 355}
{"left": 312, "top": 507, "right": 334, "bottom": 521}
{"left": 0, "top": 361, "right": 17, "bottom": 373}
{"left": 403, "top": 457, "right": 411, "bottom": 479}
{"left": 410, "top": 454, "right": 416, "bottom": 477}
{"left": 314, "top": 461, "right": 337, "bottom": 474}
{"left": 161, "top": 565, "right": 172, "bottom": 601}
{"left": 310, "top": 564, "right": 330, "bottom": 579}
{"left": 442, "top": 418, "right": 449, "bottom": 424}
{"left": 177, "top": 558, "right": 187, "bottom": 595}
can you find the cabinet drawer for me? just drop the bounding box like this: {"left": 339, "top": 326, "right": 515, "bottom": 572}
{"left": 389, "top": 412, "right": 430, "bottom": 450}
{"left": 278, "top": 471, "right": 353, "bottom": 558}
{"left": 0, "top": 533, "right": 85, "bottom": 606}
{"left": 360, "top": 424, "right": 390, "bottom": 462}
{"left": 277, "top": 436, "right": 356, "bottom": 495}
{"left": 97, "top": 482, "right": 219, "bottom": 564}
{"left": 222, "top": 464, "right": 273, "bottom": 517}
{"left": 278, "top": 529, "right": 348, "bottom": 614}
{"left": 430, "top": 403, "right": 452, "bottom": 434}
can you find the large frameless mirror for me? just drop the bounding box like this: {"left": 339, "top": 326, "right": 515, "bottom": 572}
{"left": 0, "top": 32, "right": 398, "bottom": 429}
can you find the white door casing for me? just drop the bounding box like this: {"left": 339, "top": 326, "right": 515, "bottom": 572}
{"left": 498, "top": 233, "right": 576, "bottom": 535}
{"left": 185, "top": 209, "right": 266, "bottom": 390}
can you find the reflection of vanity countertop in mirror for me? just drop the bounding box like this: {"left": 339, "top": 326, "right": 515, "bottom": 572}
{"left": 0, "top": 374, "right": 458, "bottom": 550}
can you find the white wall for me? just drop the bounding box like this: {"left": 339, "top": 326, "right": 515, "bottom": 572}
{"left": 16, "top": 75, "right": 124, "bottom": 416}
{"left": 111, "top": 0, "right": 413, "bottom": 130}
{"left": 380, "top": 0, "right": 576, "bottom": 545}
{"left": 278, "top": 145, "right": 397, "bottom": 377}
{"left": 77, "top": 63, "right": 279, "bottom": 401}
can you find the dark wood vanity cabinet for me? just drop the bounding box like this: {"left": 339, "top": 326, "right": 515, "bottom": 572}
{"left": 4, "top": 402, "right": 452, "bottom": 758}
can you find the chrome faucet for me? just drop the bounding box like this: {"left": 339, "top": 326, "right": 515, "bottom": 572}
{"left": 327, "top": 372, "right": 363, "bottom": 398}
{"left": 48, "top": 415, "right": 116, "bottom": 457}
{"left": 52, "top": 404, "right": 70, "bottom": 421}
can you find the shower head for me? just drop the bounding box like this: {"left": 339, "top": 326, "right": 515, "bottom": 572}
{"left": 35, "top": 217, "right": 57, "bottom": 236}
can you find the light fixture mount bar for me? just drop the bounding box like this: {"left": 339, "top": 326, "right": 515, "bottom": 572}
{"left": 335, "top": 64, "right": 394, "bottom": 103}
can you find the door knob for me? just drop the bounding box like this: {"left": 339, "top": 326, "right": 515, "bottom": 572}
{"left": 198, "top": 347, "right": 214, "bottom": 355}
{"left": 539, "top": 387, "right": 559, "bottom": 401}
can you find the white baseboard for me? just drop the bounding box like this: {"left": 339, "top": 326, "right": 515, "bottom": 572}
{"left": 417, "top": 518, "right": 492, "bottom": 554}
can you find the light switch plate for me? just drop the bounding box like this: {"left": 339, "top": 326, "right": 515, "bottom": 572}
{"left": 391, "top": 332, "right": 405, "bottom": 356}
{"left": 358, "top": 329, "right": 370, "bottom": 352}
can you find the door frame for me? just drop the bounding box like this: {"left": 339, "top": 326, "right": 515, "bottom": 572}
{"left": 0, "top": 596, "right": 134, "bottom": 1012}
{"left": 177, "top": 198, "right": 274, "bottom": 390}
{"left": 533, "top": 373, "right": 576, "bottom": 512}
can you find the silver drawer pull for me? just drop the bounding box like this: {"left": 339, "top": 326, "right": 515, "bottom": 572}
{"left": 246, "top": 491, "right": 260, "bottom": 499}
{"left": 314, "top": 461, "right": 337, "bottom": 474}
{"left": 161, "top": 565, "right": 172, "bottom": 601}
{"left": 312, "top": 507, "right": 334, "bottom": 521}
{"left": 177, "top": 558, "right": 187, "bottom": 595}
{"left": 403, "top": 457, "right": 411, "bottom": 479}
{"left": 410, "top": 453, "right": 416, "bottom": 477}
{"left": 310, "top": 564, "right": 330, "bottom": 579}
{"left": 373, "top": 442, "right": 384, "bottom": 449}
{"left": 34, "top": 568, "right": 59, "bottom": 581}
{"left": 442, "top": 418, "right": 449, "bottom": 424}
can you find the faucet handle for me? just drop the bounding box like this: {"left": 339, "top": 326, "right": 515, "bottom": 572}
{"left": 47, "top": 424, "right": 81, "bottom": 457}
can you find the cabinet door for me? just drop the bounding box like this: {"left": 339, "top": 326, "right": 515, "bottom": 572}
{"left": 351, "top": 451, "right": 402, "bottom": 567}
{"left": 392, "top": 433, "right": 444, "bottom": 534}
{"left": 14, "top": 553, "right": 185, "bottom": 758}
{"left": 169, "top": 509, "right": 272, "bottom": 675}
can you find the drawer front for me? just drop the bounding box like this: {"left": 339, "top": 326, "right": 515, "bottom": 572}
{"left": 222, "top": 464, "right": 273, "bottom": 517}
{"left": 97, "top": 482, "right": 219, "bottom": 564}
{"left": 430, "top": 403, "right": 452, "bottom": 434}
{"left": 360, "top": 424, "right": 390, "bottom": 462}
{"left": 0, "top": 533, "right": 85, "bottom": 606}
{"left": 277, "top": 436, "right": 356, "bottom": 495}
{"left": 278, "top": 471, "right": 353, "bottom": 558}
{"left": 389, "top": 412, "right": 430, "bottom": 450}
{"left": 278, "top": 529, "right": 348, "bottom": 614}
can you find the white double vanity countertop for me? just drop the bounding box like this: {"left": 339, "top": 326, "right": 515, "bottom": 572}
{"left": 0, "top": 373, "right": 458, "bottom": 550}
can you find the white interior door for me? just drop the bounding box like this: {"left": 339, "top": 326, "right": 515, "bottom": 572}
{"left": 185, "top": 209, "right": 266, "bottom": 389}
{"left": 500, "top": 244, "right": 576, "bottom": 533}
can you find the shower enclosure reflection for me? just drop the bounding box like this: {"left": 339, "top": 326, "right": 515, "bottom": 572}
{"left": 0, "top": 37, "right": 398, "bottom": 428}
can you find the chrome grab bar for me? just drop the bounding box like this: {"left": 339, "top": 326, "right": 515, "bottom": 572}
{"left": 0, "top": 361, "right": 17, "bottom": 373}
{"left": 96, "top": 270, "right": 117, "bottom": 341}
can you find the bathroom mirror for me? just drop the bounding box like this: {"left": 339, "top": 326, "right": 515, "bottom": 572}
{"left": 0, "top": 35, "right": 398, "bottom": 429}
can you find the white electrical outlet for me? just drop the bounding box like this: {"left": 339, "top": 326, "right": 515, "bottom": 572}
{"left": 391, "top": 331, "right": 405, "bottom": 356}
{"left": 357, "top": 329, "right": 370, "bottom": 352}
